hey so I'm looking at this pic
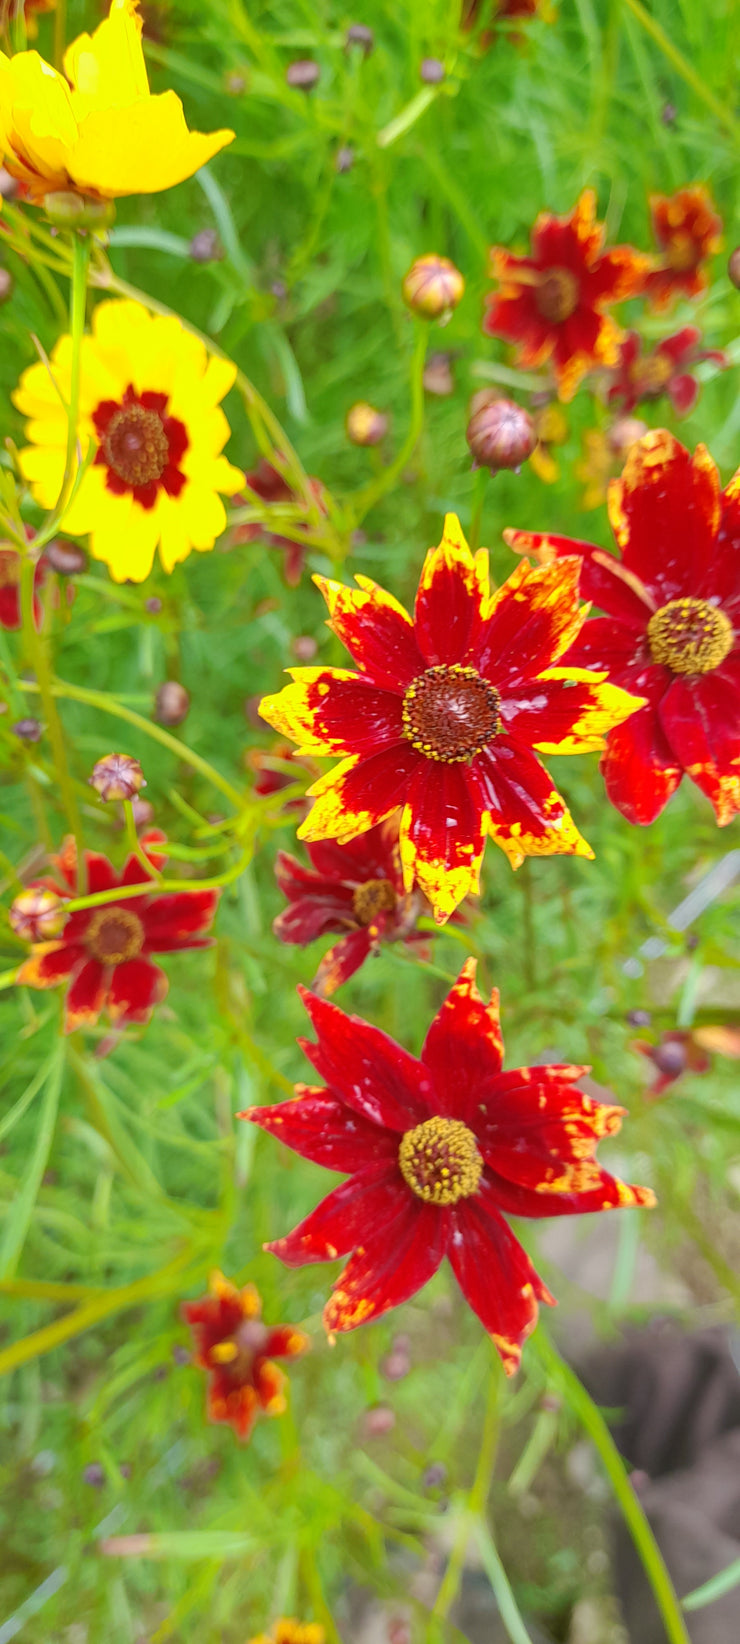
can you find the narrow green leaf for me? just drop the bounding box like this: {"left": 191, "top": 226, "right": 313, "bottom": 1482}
{"left": 0, "top": 1044, "right": 64, "bottom": 1278}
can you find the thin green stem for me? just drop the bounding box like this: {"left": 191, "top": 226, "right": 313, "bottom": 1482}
{"left": 431, "top": 1349, "right": 501, "bottom": 1623}
{"left": 473, "top": 1522, "right": 535, "bottom": 1644}
{"left": 620, "top": 0, "right": 740, "bottom": 139}
{"left": 350, "top": 322, "right": 428, "bottom": 525}
{"left": 42, "top": 845, "right": 254, "bottom": 914}
{"left": 468, "top": 465, "right": 489, "bottom": 553}
{"left": 122, "top": 800, "right": 162, "bottom": 882}
{"left": 19, "top": 558, "right": 85, "bottom": 876}
{"left": 53, "top": 0, "right": 67, "bottom": 70}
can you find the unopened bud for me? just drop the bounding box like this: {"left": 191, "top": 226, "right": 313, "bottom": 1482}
{"left": 286, "top": 59, "right": 320, "bottom": 90}
{"left": 0, "top": 268, "right": 13, "bottom": 304}
{"left": 422, "top": 1462, "right": 447, "bottom": 1489}
{"left": 225, "top": 71, "right": 248, "bottom": 95}
{"left": 10, "top": 887, "right": 67, "bottom": 943}
{"left": 345, "top": 23, "right": 374, "bottom": 53}
{"left": 402, "top": 253, "right": 464, "bottom": 322}
{"left": 145, "top": 596, "right": 163, "bottom": 615}
{"left": 363, "top": 1405, "right": 396, "bottom": 1437}
{"left": 335, "top": 145, "right": 355, "bottom": 174}
{"left": 346, "top": 401, "right": 389, "bottom": 447}
{"left": 43, "top": 540, "right": 87, "bottom": 575}
{"left": 12, "top": 718, "right": 43, "bottom": 742}
{"left": 0, "top": 168, "right": 18, "bottom": 200}
{"left": 608, "top": 417, "right": 648, "bottom": 459}
{"left": 653, "top": 1039, "right": 687, "bottom": 1078}
{"left": 189, "top": 229, "right": 223, "bottom": 264}
{"left": 90, "top": 753, "right": 145, "bottom": 802}
{"left": 728, "top": 248, "right": 740, "bottom": 289}
{"left": 627, "top": 1008, "right": 652, "bottom": 1028}
{"left": 154, "top": 681, "right": 190, "bottom": 726}
{"left": 42, "top": 192, "right": 116, "bottom": 231}
{"left": 420, "top": 57, "right": 445, "bottom": 83}
{"left": 423, "top": 352, "right": 455, "bottom": 396}
{"left": 466, "top": 396, "right": 536, "bottom": 472}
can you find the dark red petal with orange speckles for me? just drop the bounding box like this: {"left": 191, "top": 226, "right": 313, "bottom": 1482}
{"left": 659, "top": 671, "right": 740, "bottom": 825}
{"left": 246, "top": 1090, "right": 398, "bottom": 1173}
{"left": 323, "top": 1197, "right": 447, "bottom": 1332}
{"left": 601, "top": 698, "right": 682, "bottom": 826}
{"left": 311, "top": 927, "right": 376, "bottom": 996}
{"left": 420, "top": 957, "right": 504, "bottom": 1118}
{"left": 107, "top": 956, "right": 168, "bottom": 1024}
{"left": 64, "top": 957, "right": 107, "bottom": 1031}
{"left": 297, "top": 987, "right": 436, "bottom": 1130}
{"left": 447, "top": 1187, "right": 553, "bottom": 1373}
{"left": 266, "top": 1166, "right": 407, "bottom": 1267}
{"left": 141, "top": 889, "right": 219, "bottom": 948}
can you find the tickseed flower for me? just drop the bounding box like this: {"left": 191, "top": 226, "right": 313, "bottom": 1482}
{"left": 402, "top": 254, "right": 465, "bottom": 322}
{"left": 14, "top": 299, "right": 243, "bottom": 584}
{"left": 89, "top": 752, "right": 145, "bottom": 803}
{"left": 483, "top": 191, "right": 650, "bottom": 401}
{"left": 0, "top": 0, "right": 234, "bottom": 205}
{"left": 232, "top": 460, "right": 328, "bottom": 587}
{"left": 505, "top": 430, "right": 740, "bottom": 825}
{"left": 16, "top": 832, "right": 219, "bottom": 1033}
{"left": 244, "top": 961, "right": 654, "bottom": 1370}
{"left": 274, "top": 817, "right": 438, "bottom": 997}
{"left": 0, "top": 542, "right": 45, "bottom": 630}
{"left": 644, "top": 186, "right": 722, "bottom": 312}
{"left": 248, "top": 1622, "right": 324, "bottom": 1644}
{"left": 259, "top": 514, "right": 643, "bottom": 924}
{"left": 606, "top": 327, "right": 726, "bottom": 418}
{"left": 182, "top": 1272, "right": 309, "bottom": 1442}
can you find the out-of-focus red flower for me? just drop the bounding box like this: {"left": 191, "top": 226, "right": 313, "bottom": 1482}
{"left": 574, "top": 419, "right": 648, "bottom": 512}
{"left": 244, "top": 961, "right": 654, "bottom": 1372}
{"left": 16, "top": 832, "right": 219, "bottom": 1033}
{"left": 0, "top": 540, "right": 46, "bottom": 631}
{"left": 635, "top": 1025, "right": 740, "bottom": 1097}
{"left": 606, "top": 328, "right": 727, "bottom": 417}
{"left": 505, "top": 429, "right": 740, "bottom": 826}
{"left": 644, "top": 187, "right": 722, "bottom": 312}
{"left": 182, "top": 1271, "right": 309, "bottom": 1441}
{"left": 247, "top": 741, "right": 318, "bottom": 817}
{"left": 274, "top": 816, "right": 438, "bottom": 996}
{"left": 231, "top": 460, "right": 327, "bottom": 586}
{"left": 484, "top": 191, "right": 650, "bottom": 401}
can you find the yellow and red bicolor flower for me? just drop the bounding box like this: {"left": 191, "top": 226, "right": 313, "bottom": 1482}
{"left": 14, "top": 298, "right": 243, "bottom": 583}
{"left": 483, "top": 191, "right": 650, "bottom": 401}
{"left": 605, "top": 327, "right": 726, "bottom": 418}
{"left": 182, "top": 1272, "right": 309, "bottom": 1442}
{"left": 259, "top": 514, "right": 643, "bottom": 924}
{"left": 505, "top": 430, "right": 740, "bottom": 825}
{"left": 644, "top": 186, "right": 722, "bottom": 313}
{"left": 243, "top": 961, "right": 654, "bottom": 1373}
{"left": 16, "top": 832, "right": 219, "bottom": 1033}
{"left": 0, "top": 0, "right": 233, "bottom": 204}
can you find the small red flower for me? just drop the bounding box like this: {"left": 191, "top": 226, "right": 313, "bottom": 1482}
{"left": 0, "top": 539, "right": 46, "bottom": 631}
{"left": 244, "top": 962, "right": 654, "bottom": 1373}
{"left": 92, "top": 385, "right": 188, "bottom": 510}
{"left": 483, "top": 191, "right": 650, "bottom": 401}
{"left": 505, "top": 430, "right": 740, "bottom": 825}
{"left": 182, "top": 1271, "right": 309, "bottom": 1441}
{"left": 16, "top": 832, "right": 219, "bottom": 1033}
{"left": 274, "top": 817, "right": 437, "bottom": 996}
{"left": 644, "top": 186, "right": 722, "bottom": 312}
{"left": 259, "top": 513, "right": 643, "bottom": 924}
{"left": 247, "top": 741, "right": 317, "bottom": 817}
{"left": 232, "top": 460, "right": 327, "bottom": 586}
{"left": 633, "top": 1030, "right": 711, "bottom": 1097}
{"left": 606, "top": 327, "right": 727, "bottom": 417}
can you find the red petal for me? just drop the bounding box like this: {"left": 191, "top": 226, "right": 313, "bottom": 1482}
{"left": 273, "top": 893, "right": 356, "bottom": 946}
{"left": 413, "top": 516, "right": 487, "bottom": 666}
{"left": 306, "top": 818, "right": 402, "bottom": 887}
{"left": 481, "top": 1161, "right": 654, "bottom": 1220}
{"left": 0, "top": 584, "right": 21, "bottom": 629}
{"left": 245, "top": 1090, "right": 398, "bottom": 1173}
{"left": 85, "top": 853, "right": 119, "bottom": 894}
{"left": 311, "top": 928, "right": 374, "bottom": 995}
{"left": 601, "top": 678, "right": 683, "bottom": 824}
{"left": 474, "top": 737, "right": 578, "bottom": 850}
{"left": 401, "top": 760, "right": 486, "bottom": 924}
{"left": 316, "top": 574, "right": 425, "bottom": 693}
{"left": 421, "top": 958, "right": 504, "bottom": 1118}
{"left": 17, "top": 941, "right": 87, "bottom": 988}
{"left": 474, "top": 558, "right": 584, "bottom": 688}
{"left": 141, "top": 890, "right": 219, "bottom": 948}
{"left": 448, "top": 1185, "right": 553, "bottom": 1374}
{"left": 263, "top": 1325, "right": 309, "bottom": 1362}
{"left": 561, "top": 616, "right": 647, "bottom": 678}
{"left": 667, "top": 373, "right": 699, "bottom": 416}
{"left": 266, "top": 1166, "right": 407, "bottom": 1266}
{"left": 300, "top": 744, "right": 421, "bottom": 842}
{"left": 659, "top": 671, "right": 740, "bottom": 825}
{"left": 503, "top": 530, "right": 651, "bottom": 629}
{"left": 609, "top": 432, "right": 721, "bottom": 604}
{"left": 106, "top": 957, "right": 168, "bottom": 1024}
{"left": 298, "top": 988, "right": 436, "bottom": 1130}
{"left": 323, "top": 1197, "right": 447, "bottom": 1332}
{"left": 657, "top": 326, "right": 701, "bottom": 364}
{"left": 64, "top": 958, "right": 107, "bottom": 1031}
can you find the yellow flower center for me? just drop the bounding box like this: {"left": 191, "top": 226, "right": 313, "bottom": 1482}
{"left": 352, "top": 878, "right": 397, "bottom": 925}
{"left": 535, "top": 266, "right": 580, "bottom": 324}
{"left": 399, "top": 1116, "right": 483, "bottom": 1206}
{"left": 0, "top": 550, "right": 20, "bottom": 589}
{"left": 402, "top": 664, "right": 501, "bottom": 763}
{"left": 208, "top": 1319, "right": 270, "bottom": 1374}
{"left": 633, "top": 354, "right": 674, "bottom": 395}
{"left": 103, "top": 405, "right": 170, "bottom": 488}
{"left": 85, "top": 906, "right": 145, "bottom": 965}
{"left": 666, "top": 232, "right": 699, "bottom": 274}
{"left": 647, "top": 597, "right": 734, "bottom": 675}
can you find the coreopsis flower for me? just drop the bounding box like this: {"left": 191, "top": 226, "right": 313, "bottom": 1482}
{"left": 0, "top": 543, "right": 45, "bottom": 630}
{"left": 505, "top": 430, "right": 740, "bottom": 825}
{"left": 606, "top": 327, "right": 727, "bottom": 417}
{"left": 483, "top": 191, "right": 650, "bottom": 401}
{"left": 274, "top": 817, "right": 435, "bottom": 997}
{"left": 530, "top": 403, "right": 569, "bottom": 484}
{"left": 259, "top": 513, "right": 643, "bottom": 924}
{"left": 14, "top": 299, "right": 243, "bottom": 584}
{"left": 182, "top": 1272, "right": 309, "bottom": 1441}
{"left": 16, "top": 832, "right": 219, "bottom": 1032}
{"left": 0, "top": 0, "right": 233, "bottom": 204}
{"left": 244, "top": 962, "right": 654, "bottom": 1371}
{"left": 248, "top": 1622, "right": 324, "bottom": 1644}
{"left": 231, "top": 460, "right": 327, "bottom": 587}
{"left": 644, "top": 187, "right": 722, "bottom": 312}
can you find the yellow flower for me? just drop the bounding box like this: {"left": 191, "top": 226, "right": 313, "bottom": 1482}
{"left": 0, "top": 0, "right": 233, "bottom": 202}
{"left": 248, "top": 1623, "right": 325, "bottom": 1644}
{"left": 529, "top": 403, "right": 568, "bottom": 484}
{"left": 14, "top": 298, "right": 244, "bottom": 583}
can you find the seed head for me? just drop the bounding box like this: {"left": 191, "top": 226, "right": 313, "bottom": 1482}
{"left": 345, "top": 401, "right": 389, "bottom": 447}
{"left": 154, "top": 681, "right": 190, "bottom": 727}
{"left": 402, "top": 254, "right": 465, "bottom": 321}
{"left": 466, "top": 396, "right": 536, "bottom": 472}
{"left": 89, "top": 753, "right": 146, "bottom": 803}
{"left": 10, "top": 886, "right": 67, "bottom": 943}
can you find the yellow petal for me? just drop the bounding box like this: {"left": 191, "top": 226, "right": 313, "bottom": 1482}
{"left": 260, "top": 670, "right": 361, "bottom": 755}
{"left": 0, "top": 51, "right": 78, "bottom": 193}
{"left": 67, "top": 94, "right": 234, "bottom": 197}
{"left": 65, "top": 0, "right": 149, "bottom": 115}
{"left": 533, "top": 667, "right": 647, "bottom": 754}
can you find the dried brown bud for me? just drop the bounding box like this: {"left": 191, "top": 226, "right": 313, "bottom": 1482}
{"left": 189, "top": 229, "right": 223, "bottom": 264}
{"left": 728, "top": 248, "right": 740, "bottom": 290}
{"left": 345, "top": 401, "right": 389, "bottom": 447}
{"left": 402, "top": 254, "right": 465, "bottom": 321}
{"left": 43, "top": 540, "right": 87, "bottom": 575}
{"left": 466, "top": 396, "right": 536, "bottom": 472}
{"left": 154, "top": 681, "right": 190, "bottom": 727}
{"left": 607, "top": 417, "right": 648, "bottom": 459}
{"left": 345, "top": 23, "right": 374, "bottom": 53}
{"left": 423, "top": 352, "right": 455, "bottom": 396}
{"left": 335, "top": 145, "right": 355, "bottom": 174}
{"left": 10, "top": 886, "right": 67, "bottom": 943}
{"left": 89, "top": 753, "right": 145, "bottom": 802}
{"left": 12, "top": 718, "right": 43, "bottom": 742}
{"left": 286, "top": 59, "right": 321, "bottom": 90}
{"left": 0, "top": 268, "right": 13, "bottom": 304}
{"left": 420, "top": 57, "right": 445, "bottom": 83}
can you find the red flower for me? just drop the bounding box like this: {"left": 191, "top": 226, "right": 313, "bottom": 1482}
{"left": 0, "top": 540, "right": 46, "bottom": 630}
{"left": 93, "top": 385, "right": 188, "bottom": 510}
{"left": 606, "top": 328, "right": 727, "bottom": 417}
{"left": 259, "top": 513, "right": 643, "bottom": 924}
{"left": 182, "top": 1271, "right": 309, "bottom": 1441}
{"left": 644, "top": 187, "right": 722, "bottom": 312}
{"left": 483, "top": 191, "right": 650, "bottom": 401}
{"left": 634, "top": 1024, "right": 740, "bottom": 1097}
{"left": 247, "top": 741, "right": 316, "bottom": 816}
{"left": 232, "top": 460, "right": 327, "bottom": 586}
{"left": 274, "top": 817, "right": 437, "bottom": 997}
{"left": 505, "top": 430, "right": 740, "bottom": 825}
{"left": 16, "top": 832, "right": 219, "bottom": 1033}
{"left": 243, "top": 962, "right": 653, "bottom": 1372}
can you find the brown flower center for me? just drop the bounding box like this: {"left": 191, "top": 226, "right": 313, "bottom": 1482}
{"left": 0, "top": 550, "right": 20, "bottom": 589}
{"left": 535, "top": 266, "right": 580, "bottom": 324}
{"left": 102, "top": 405, "right": 170, "bottom": 488}
{"left": 647, "top": 597, "right": 733, "bottom": 675}
{"left": 666, "top": 232, "right": 699, "bottom": 274}
{"left": 85, "top": 906, "right": 145, "bottom": 965}
{"left": 402, "top": 664, "right": 501, "bottom": 763}
{"left": 399, "top": 1116, "right": 483, "bottom": 1206}
{"left": 352, "top": 878, "right": 397, "bottom": 925}
{"left": 633, "top": 355, "right": 674, "bottom": 396}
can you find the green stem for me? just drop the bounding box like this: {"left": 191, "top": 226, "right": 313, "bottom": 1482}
{"left": 122, "top": 799, "right": 162, "bottom": 881}
{"left": 350, "top": 322, "right": 428, "bottom": 525}
{"left": 40, "top": 845, "right": 255, "bottom": 914}
{"left": 620, "top": 0, "right": 740, "bottom": 138}
{"left": 469, "top": 465, "right": 489, "bottom": 553}
{"left": 432, "top": 1349, "right": 501, "bottom": 1622}
{"left": 19, "top": 559, "right": 85, "bottom": 877}
{"left": 473, "top": 1522, "right": 535, "bottom": 1644}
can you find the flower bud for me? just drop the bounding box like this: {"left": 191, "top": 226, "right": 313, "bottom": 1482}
{"left": 10, "top": 886, "right": 67, "bottom": 943}
{"left": 335, "top": 145, "right": 355, "bottom": 174}
{"left": 286, "top": 59, "right": 321, "bottom": 90}
{"left": 402, "top": 254, "right": 464, "bottom": 321}
{"left": 42, "top": 192, "right": 116, "bottom": 231}
{"left": 12, "top": 718, "right": 43, "bottom": 742}
{"left": 607, "top": 417, "right": 648, "bottom": 459}
{"left": 145, "top": 596, "right": 163, "bottom": 615}
{"left": 728, "top": 248, "right": 740, "bottom": 289}
{"left": 89, "top": 753, "right": 145, "bottom": 802}
{"left": 154, "top": 681, "right": 190, "bottom": 726}
{"left": 420, "top": 57, "right": 445, "bottom": 83}
{"left": 291, "top": 634, "right": 318, "bottom": 661}
{"left": 653, "top": 1038, "right": 687, "bottom": 1078}
{"left": 466, "top": 396, "right": 536, "bottom": 472}
{"left": 363, "top": 1405, "right": 396, "bottom": 1437}
{"left": 225, "top": 71, "right": 248, "bottom": 95}
{"left": 189, "top": 229, "right": 223, "bottom": 264}
{"left": 345, "top": 23, "right": 374, "bottom": 53}
{"left": 423, "top": 352, "right": 455, "bottom": 396}
{"left": 345, "top": 401, "right": 389, "bottom": 447}
{"left": 43, "top": 540, "right": 87, "bottom": 575}
{"left": 0, "top": 268, "right": 13, "bottom": 304}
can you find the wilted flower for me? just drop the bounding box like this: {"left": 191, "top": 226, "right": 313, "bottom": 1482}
{"left": 182, "top": 1272, "right": 309, "bottom": 1441}
{"left": 9, "top": 887, "right": 67, "bottom": 943}
{"left": 90, "top": 753, "right": 145, "bottom": 803}
{"left": 466, "top": 395, "right": 536, "bottom": 472}
{"left": 644, "top": 186, "right": 722, "bottom": 311}
{"left": 402, "top": 254, "right": 465, "bottom": 321}
{"left": 605, "top": 327, "right": 726, "bottom": 418}
{"left": 345, "top": 402, "right": 389, "bottom": 447}
{"left": 232, "top": 460, "right": 327, "bottom": 587}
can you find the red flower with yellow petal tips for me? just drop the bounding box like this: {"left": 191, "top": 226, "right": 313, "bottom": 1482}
{"left": 16, "top": 833, "right": 219, "bottom": 1033}
{"left": 483, "top": 191, "right": 650, "bottom": 401}
{"left": 505, "top": 430, "right": 740, "bottom": 826}
{"left": 259, "top": 514, "right": 644, "bottom": 924}
{"left": 243, "top": 962, "right": 654, "bottom": 1373}
{"left": 182, "top": 1272, "right": 309, "bottom": 1442}
{"left": 644, "top": 186, "right": 722, "bottom": 313}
